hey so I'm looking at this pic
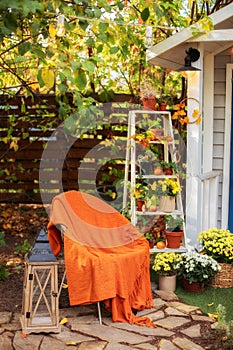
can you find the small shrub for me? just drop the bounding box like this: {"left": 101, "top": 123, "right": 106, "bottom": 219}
{"left": 0, "top": 231, "right": 9, "bottom": 280}
{"left": 14, "top": 239, "right": 31, "bottom": 255}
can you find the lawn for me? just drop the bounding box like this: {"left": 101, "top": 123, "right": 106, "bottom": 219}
{"left": 175, "top": 281, "right": 233, "bottom": 323}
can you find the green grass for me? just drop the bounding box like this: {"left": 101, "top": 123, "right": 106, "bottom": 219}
{"left": 175, "top": 281, "right": 233, "bottom": 323}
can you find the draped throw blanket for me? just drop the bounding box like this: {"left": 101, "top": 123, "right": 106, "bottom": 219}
{"left": 47, "top": 190, "right": 156, "bottom": 327}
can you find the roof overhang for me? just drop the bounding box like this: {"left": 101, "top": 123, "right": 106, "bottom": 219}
{"left": 147, "top": 3, "right": 233, "bottom": 70}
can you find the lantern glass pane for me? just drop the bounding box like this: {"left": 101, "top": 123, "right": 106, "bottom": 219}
{"left": 31, "top": 267, "right": 53, "bottom": 325}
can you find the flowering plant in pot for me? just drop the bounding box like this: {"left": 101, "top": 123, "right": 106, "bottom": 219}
{"left": 197, "top": 228, "right": 233, "bottom": 288}
{"left": 152, "top": 252, "right": 182, "bottom": 291}
{"left": 197, "top": 228, "right": 233, "bottom": 264}
{"left": 152, "top": 252, "right": 182, "bottom": 276}
{"left": 155, "top": 178, "right": 181, "bottom": 197}
{"left": 175, "top": 251, "right": 220, "bottom": 292}
{"left": 154, "top": 178, "right": 181, "bottom": 213}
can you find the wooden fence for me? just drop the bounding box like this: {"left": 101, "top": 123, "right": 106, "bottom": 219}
{"left": 0, "top": 95, "right": 131, "bottom": 204}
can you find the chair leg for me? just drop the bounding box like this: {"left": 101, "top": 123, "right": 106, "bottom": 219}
{"left": 59, "top": 268, "right": 102, "bottom": 324}
{"left": 97, "top": 302, "right": 102, "bottom": 325}
{"left": 58, "top": 270, "right": 66, "bottom": 299}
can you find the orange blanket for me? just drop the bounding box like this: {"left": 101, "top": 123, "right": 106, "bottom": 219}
{"left": 47, "top": 191, "right": 156, "bottom": 327}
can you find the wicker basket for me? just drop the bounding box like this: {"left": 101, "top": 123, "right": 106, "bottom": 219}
{"left": 209, "top": 263, "right": 233, "bottom": 288}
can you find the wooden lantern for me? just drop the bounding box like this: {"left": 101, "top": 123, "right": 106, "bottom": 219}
{"left": 20, "top": 228, "right": 60, "bottom": 334}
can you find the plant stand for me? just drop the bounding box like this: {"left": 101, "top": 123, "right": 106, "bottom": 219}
{"left": 123, "top": 110, "right": 187, "bottom": 253}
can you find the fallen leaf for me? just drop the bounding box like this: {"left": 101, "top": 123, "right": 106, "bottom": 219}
{"left": 60, "top": 317, "right": 68, "bottom": 325}
{"left": 20, "top": 333, "right": 28, "bottom": 338}
{"left": 208, "top": 313, "right": 218, "bottom": 319}
{"left": 66, "top": 341, "right": 77, "bottom": 346}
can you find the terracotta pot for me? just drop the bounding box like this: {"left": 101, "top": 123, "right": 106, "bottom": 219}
{"left": 136, "top": 198, "right": 145, "bottom": 211}
{"left": 163, "top": 167, "right": 173, "bottom": 175}
{"left": 182, "top": 278, "right": 205, "bottom": 293}
{"left": 159, "top": 274, "right": 176, "bottom": 292}
{"left": 148, "top": 241, "right": 155, "bottom": 249}
{"left": 158, "top": 196, "right": 175, "bottom": 213}
{"left": 151, "top": 128, "right": 163, "bottom": 138}
{"left": 166, "top": 230, "right": 183, "bottom": 248}
{"left": 142, "top": 97, "right": 156, "bottom": 110}
{"left": 159, "top": 103, "right": 167, "bottom": 111}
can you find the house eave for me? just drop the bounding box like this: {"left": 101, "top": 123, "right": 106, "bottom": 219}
{"left": 147, "top": 3, "right": 233, "bottom": 69}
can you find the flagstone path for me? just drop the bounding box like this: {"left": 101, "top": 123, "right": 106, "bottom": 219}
{"left": 0, "top": 290, "right": 217, "bottom": 350}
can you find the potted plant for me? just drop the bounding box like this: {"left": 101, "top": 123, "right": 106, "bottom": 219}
{"left": 152, "top": 252, "right": 182, "bottom": 291}
{"left": 154, "top": 178, "right": 181, "bottom": 213}
{"left": 139, "top": 82, "right": 157, "bottom": 110}
{"left": 145, "top": 232, "right": 155, "bottom": 248}
{"left": 164, "top": 215, "right": 184, "bottom": 249}
{"left": 160, "top": 160, "right": 178, "bottom": 175}
{"left": 197, "top": 228, "right": 233, "bottom": 288}
{"left": 157, "top": 95, "right": 171, "bottom": 111}
{"left": 146, "top": 194, "right": 158, "bottom": 212}
{"left": 175, "top": 251, "right": 220, "bottom": 292}
{"left": 132, "top": 181, "right": 148, "bottom": 211}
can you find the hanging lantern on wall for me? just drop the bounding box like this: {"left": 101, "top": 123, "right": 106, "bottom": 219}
{"left": 20, "top": 228, "right": 60, "bottom": 335}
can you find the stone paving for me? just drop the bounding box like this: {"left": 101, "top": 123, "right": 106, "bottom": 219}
{"left": 0, "top": 290, "right": 217, "bottom": 350}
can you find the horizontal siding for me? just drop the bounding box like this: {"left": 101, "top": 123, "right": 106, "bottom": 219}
{"left": 214, "top": 106, "right": 225, "bottom": 119}
{"left": 214, "top": 82, "right": 226, "bottom": 94}
{"left": 213, "top": 52, "right": 232, "bottom": 226}
{"left": 213, "top": 118, "right": 225, "bottom": 131}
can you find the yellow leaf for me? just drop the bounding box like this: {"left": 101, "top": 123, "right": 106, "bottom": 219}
{"left": 207, "top": 302, "right": 214, "bottom": 307}
{"left": 1, "top": 210, "right": 10, "bottom": 218}
{"left": 3, "top": 223, "right": 12, "bottom": 230}
{"left": 10, "top": 140, "right": 19, "bottom": 151}
{"left": 208, "top": 313, "right": 218, "bottom": 319}
{"left": 59, "top": 317, "right": 68, "bottom": 325}
{"left": 41, "top": 69, "right": 55, "bottom": 90}
{"left": 66, "top": 341, "right": 77, "bottom": 346}
{"left": 49, "top": 23, "right": 56, "bottom": 38}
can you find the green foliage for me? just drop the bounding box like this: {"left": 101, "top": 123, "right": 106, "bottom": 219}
{"left": 0, "top": 231, "right": 6, "bottom": 246}
{"left": 0, "top": 0, "right": 224, "bottom": 148}
{"left": 164, "top": 215, "right": 184, "bottom": 230}
{"left": 0, "top": 231, "right": 8, "bottom": 280}
{"left": 0, "top": 264, "right": 9, "bottom": 280}
{"left": 14, "top": 239, "right": 31, "bottom": 255}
